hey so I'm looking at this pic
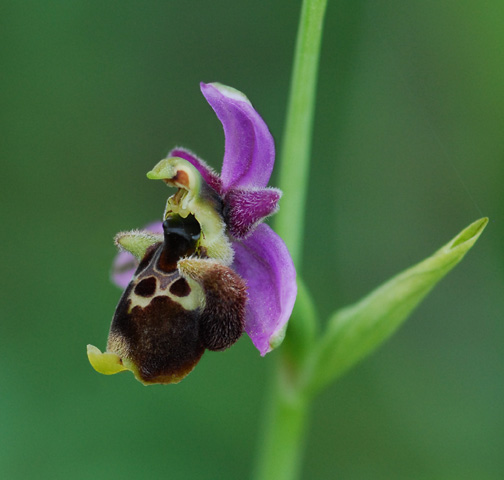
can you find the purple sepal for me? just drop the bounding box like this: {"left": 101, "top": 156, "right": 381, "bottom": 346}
{"left": 200, "top": 83, "right": 275, "bottom": 191}
{"left": 168, "top": 148, "right": 223, "bottom": 194}
{"left": 231, "top": 223, "right": 297, "bottom": 356}
{"left": 224, "top": 187, "right": 281, "bottom": 239}
{"left": 111, "top": 251, "right": 138, "bottom": 289}
{"left": 110, "top": 221, "right": 163, "bottom": 289}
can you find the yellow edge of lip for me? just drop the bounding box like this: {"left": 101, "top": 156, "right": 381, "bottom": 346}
{"left": 87, "top": 344, "right": 128, "bottom": 375}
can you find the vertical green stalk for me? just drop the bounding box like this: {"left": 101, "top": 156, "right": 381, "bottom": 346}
{"left": 254, "top": 0, "right": 328, "bottom": 479}
{"left": 275, "top": 0, "right": 328, "bottom": 267}
{"left": 253, "top": 363, "right": 309, "bottom": 480}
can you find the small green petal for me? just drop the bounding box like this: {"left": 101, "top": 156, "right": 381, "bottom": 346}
{"left": 114, "top": 231, "right": 162, "bottom": 260}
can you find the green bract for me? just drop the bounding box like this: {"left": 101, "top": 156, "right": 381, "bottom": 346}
{"left": 286, "top": 217, "right": 489, "bottom": 399}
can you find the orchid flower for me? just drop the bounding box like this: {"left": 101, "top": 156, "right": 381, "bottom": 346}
{"left": 88, "top": 83, "right": 297, "bottom": 384}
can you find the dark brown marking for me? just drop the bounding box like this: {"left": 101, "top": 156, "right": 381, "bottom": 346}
{"left": 134, "top": 277, "right": 157, "bottom": 297}
{"left": 170, "top": 278, "right": 191, "bottom": 297}
{"left": 108, "top": 291, "right": 204, "bottom": 384}
{"left": 158, "top": 215, "right": 200, "bottom": 273}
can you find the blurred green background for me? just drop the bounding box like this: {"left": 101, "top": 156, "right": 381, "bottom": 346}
{"left": 2, "top": 1, "right": 503, "bottom": 479}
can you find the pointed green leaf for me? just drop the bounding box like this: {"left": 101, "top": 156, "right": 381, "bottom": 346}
{"left": 304, "top": 218, "right": 488, "bottom": 397}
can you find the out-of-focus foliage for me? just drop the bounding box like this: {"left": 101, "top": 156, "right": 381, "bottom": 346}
{"left": 1, "top": 1, "right": 502, "bottom": 479}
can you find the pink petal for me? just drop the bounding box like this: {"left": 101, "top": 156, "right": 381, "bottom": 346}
{"left": 200, "top": 83, "right": 275, "bottom": 191}
{"left": 111, "top": 251, "right": 138, "bottom": 289}
{"left": 231, "top": 223, "right": 297, "bottom": 355}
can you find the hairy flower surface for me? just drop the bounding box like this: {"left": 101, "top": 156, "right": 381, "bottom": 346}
{"left": 88, "top": 83, "right": 297, "bottom": 384}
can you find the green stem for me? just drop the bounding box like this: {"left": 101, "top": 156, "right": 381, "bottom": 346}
{"left": 281, "top": 277, "right": 318, "bottom": 368}
{"left": 253, "top": 362, "right": 310, "bottom": 480}
{"left": 275, "top": 0, "right": 328, "bottom": 268}
{"left": 255, "top": 0, "right": 328, "bottom": 479}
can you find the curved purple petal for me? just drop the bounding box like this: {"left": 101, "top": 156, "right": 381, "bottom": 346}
{"left": 168, "top": 147, "right": 223, "bottom": 194}
{"left": 200, "top": 83, "right": 275, "bottom": 191}
{"left": 224, "top": 187, "right": 281, "bottom": 239}
{"left": 231, "top": 223, "right": 297, "bottom": 355}
{"left": 110, "top": 221, "right": 163, "bottom": 289}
